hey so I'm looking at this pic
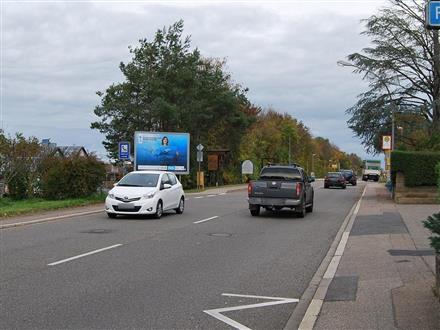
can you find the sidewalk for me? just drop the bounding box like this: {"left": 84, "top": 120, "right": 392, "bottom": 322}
{"left": 315, "top": 183, "right": 440, "bottom": 330}
{"left": 0, "top": 185, "right": 247, "bottom": 228}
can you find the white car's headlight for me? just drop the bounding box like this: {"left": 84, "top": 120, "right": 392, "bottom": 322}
{"left": 143, "top": 191, "right": 156, "bottom": 199}
{"left": 108, "top": 193, "right": 115, "bottom": 199}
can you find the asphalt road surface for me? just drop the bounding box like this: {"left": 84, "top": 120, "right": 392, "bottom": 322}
{"left": 0, "top": 181, "right": 365, "bottom": 330}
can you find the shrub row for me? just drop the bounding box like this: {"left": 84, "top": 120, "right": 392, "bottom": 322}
{"left": 391, "top": 150, "right": 440, "bottom": 187}
{"left": 40, "top": 156, "right": 105, "bottom": 200}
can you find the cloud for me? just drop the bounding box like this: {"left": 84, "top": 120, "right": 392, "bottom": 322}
{"left": 2, "top": 0, "right": 388, "bottom": 160}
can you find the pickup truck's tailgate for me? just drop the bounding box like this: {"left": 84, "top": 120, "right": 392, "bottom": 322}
{"left": 251, "top": 181, "right": 300, "bottom": 199}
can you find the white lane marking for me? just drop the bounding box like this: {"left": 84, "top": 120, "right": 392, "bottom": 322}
{"left": 204, "top": 293, "right": 299, "bottom": 330}
{"left": 48, "top": 244, "right": 123, "bottom": 266}
{"left": 193, "top": 216, "right": 219, "bottom": 224}
{"left": 206, "top": 194, "right": 216, "bottom": 198}
{"left": 334, "top": 231, "right": 350, "bottom": 256}
{"left": 323, "top": 255, "right": 342, "bottom": 279}
{"left": 0, "top": 210, "right": 102, "bottom": 229}
{"left": 219, "top": 193, "right": 227, "bottom": 195}
{"left": 194, "top": 196, "right": 204, "bottom": 199}
{"left": 298, "top": 185, "right": 367, "bottom": 330}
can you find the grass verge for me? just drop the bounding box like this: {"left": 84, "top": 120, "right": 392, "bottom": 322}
{"left": 0, "top": 194, "right": 106, "bottom": 218}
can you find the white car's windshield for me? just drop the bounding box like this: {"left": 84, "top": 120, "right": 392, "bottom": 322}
{"left": 118, "top": 173, "right": 160, "bottom": 187}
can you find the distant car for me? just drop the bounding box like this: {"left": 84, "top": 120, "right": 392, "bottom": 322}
{"left": 324, "top": 172, "right": 346, "bottom": 189}
{"left": 105, "top": 171, "right": 185, "bottom": 219}
{"left": 340, "top": 169, "right": 357, "bottom": 186}
{"left": 247, "top": 164, "right": 314, "bottom": 218}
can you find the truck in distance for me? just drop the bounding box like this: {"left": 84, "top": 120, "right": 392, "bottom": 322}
{"left": 362, "top": 159, "right": 381, "bottom": 182}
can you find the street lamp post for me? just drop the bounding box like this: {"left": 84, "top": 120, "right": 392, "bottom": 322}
{"left": 312, "top": 153, "right": 316, "bottom": 173}
{"left": 337, "top": 60, "right": 396, "bottom": 151}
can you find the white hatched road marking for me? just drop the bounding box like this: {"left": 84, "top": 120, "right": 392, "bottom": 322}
{"left": 193, "top": 216, "right": 219, "bottom": 224}
{"left": 48, "top": 244, "right": 123, "bottom": 266}
{"left": 204, "top": 293, "right": 299, "bottom": 330}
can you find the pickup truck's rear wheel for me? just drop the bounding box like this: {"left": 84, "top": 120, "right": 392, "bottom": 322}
{"left": 250, "top": 205, "right": 260, "bottom": 216}
{"left": 296, "top": 201, "right": 306, "bottom": 218}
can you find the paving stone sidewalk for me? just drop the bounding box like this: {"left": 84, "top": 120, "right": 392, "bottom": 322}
{"left": 315, "top": 183, "right": 440, "bottom": 330}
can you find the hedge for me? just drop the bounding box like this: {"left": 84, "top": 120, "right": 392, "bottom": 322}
{"left": 391, "top": 150, "right": 440, "bottom": 187}
{"left": 40, "top": 156, "right": 105, "bottom": 199}
{"left": 437, "top": 163, "right": 440, "bottom": 192}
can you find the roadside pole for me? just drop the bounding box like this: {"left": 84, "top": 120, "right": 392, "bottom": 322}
{"left": 196, "top": 144, "right": 204, "bottom": 191}
{"left": 118, "top": 141, "right": 131, "bottom": 177}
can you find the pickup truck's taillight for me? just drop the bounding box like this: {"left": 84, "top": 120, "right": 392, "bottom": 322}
{"left": 296, "top": 182, "right": 302, "bottom": 196}
{"left": 248, "top": 183, "right": 253, "bottom": 195}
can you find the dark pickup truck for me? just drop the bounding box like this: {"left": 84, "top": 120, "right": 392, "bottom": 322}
{"left": 247, "top": 165, "right": 314, "bottom": 218}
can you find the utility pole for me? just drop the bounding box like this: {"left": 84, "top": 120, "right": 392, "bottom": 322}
{"left": 288, "top": 136, "right": 291, "bottom": 165}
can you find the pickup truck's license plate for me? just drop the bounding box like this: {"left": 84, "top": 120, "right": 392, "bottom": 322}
{"left": 118, "top": 203, "right": 135, "bottom": 210}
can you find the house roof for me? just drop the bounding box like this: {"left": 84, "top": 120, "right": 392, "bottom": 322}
{"left": 57, "top": 146, "right": 88, "bottom": 157}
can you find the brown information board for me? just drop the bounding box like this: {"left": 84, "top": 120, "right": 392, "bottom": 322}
{"left": 208, "top": 154, "right": 219, "bottom": 171}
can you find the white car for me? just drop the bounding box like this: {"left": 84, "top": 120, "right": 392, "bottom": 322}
{"left": 105, "top": 171, "right": 185, "bottom": 219}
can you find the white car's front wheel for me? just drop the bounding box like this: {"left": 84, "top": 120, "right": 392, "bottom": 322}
{"left": 175, "top": 197, "right": 184, "bottom": 214}
{"left": 154, "top": 201, "right": 163, "bottom": 219}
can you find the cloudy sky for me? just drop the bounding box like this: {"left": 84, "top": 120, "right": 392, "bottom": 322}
{"left": 2, "top": 0, "right": 389, "bottom": 160}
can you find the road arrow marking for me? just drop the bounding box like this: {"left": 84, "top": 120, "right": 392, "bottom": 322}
{"left": 204, "top": 293, "right": 299, "bottom": 330}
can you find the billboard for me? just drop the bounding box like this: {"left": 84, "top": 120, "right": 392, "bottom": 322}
{"left": 134, "top": 131, "right": 190, "bottom": 174}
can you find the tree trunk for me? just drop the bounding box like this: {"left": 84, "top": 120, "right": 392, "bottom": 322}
{"left": 432, "top": 30, "right": 440, "bottom": 131}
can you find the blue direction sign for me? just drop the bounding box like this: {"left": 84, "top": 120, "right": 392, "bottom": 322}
{"left": 426, "top": 1, "right": 440, "bottom": 29}
{"left": 118, "top": 141, "right": 131, "bottom": 160}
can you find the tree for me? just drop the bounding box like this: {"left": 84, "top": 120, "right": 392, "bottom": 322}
{"left": 343, "top": 0, "right": 440, "bottom": 153}
{"left": 91, "top": 20, "right": 251, "bottom": 166}
{"left": 0, "top": 132, "right": 42, "bottom": 199}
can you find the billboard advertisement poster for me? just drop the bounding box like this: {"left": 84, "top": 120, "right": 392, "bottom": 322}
{"left": 134, "top": 131, "right": 190, "bottom": 174}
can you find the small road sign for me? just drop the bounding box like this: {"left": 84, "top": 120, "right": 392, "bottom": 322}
{"left": 241, "top": 160, "right": 254, "bottom": 175}
{"left": 197, "top": 150, "right": 203, "bottom": 162}
{"left": 118, "top": 142, "right": 130, "bottom": 160}
{"left": 382, "top": 135, "right": 392, "bottom": 151}
{"left": 426, "top": 1, "right": 440, "bottom": 29}
{"left": 196, "top": 144, "right": 204, "bottom": 151}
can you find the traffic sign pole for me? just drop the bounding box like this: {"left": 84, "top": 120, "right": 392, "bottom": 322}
{"left": 196, "top": 144, "right": 204, "bottom": 190}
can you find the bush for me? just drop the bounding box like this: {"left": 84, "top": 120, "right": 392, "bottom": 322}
{"left": 437, "top": 163, "right": 440, "bottom": 192}
{"left": 391, "top": 150, "right": 440, "bottom": 187}
{"left": 423, "top": 213, "right": 440, "bottom": 254}
{"left": 40, "top": 156, "right": 105, "bottom": 199}
{"left": 8, "top": 172, "right": 28, "bottom": 200}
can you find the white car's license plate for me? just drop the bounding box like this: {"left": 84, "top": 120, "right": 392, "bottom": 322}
{"left": 118, "top": 203, "right": 135, "bottom": 210}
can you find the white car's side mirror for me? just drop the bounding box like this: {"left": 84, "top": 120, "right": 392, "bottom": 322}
{"left": 162, "top": 183, "right": 172, "bottom": 190}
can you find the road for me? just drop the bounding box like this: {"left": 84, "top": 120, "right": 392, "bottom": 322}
{"left": 0, "top": 182, "right": 365, "bottom": 330}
